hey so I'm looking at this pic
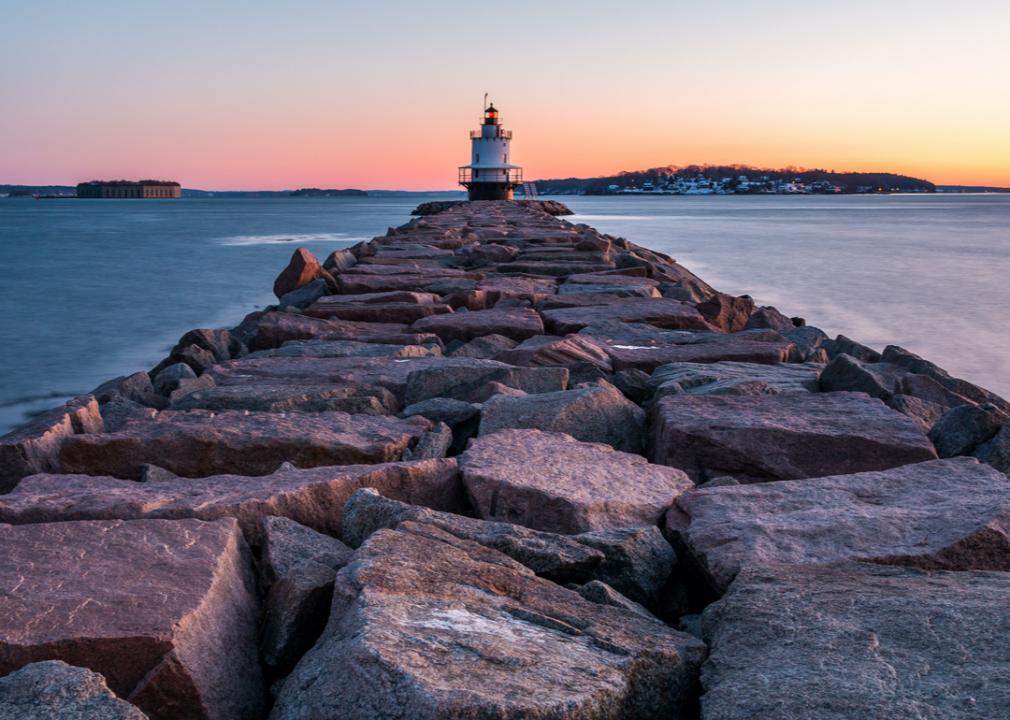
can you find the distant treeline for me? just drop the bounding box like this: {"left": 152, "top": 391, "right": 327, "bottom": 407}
{"left": 290, "top": 188, "right": 368, "bottom": 197}
{"left": 0, "top": 185, "right": 76, "bottom": 197}
{"left": 936, "top": 185, "right": 1010, "bottom": 194}
{"left": 534, "top": 165, "right": 937, "bottom": 195}
{"left": 0, "top": 185, "right": 367, "bottom": 198}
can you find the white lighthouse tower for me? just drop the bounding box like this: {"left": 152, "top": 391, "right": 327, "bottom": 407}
{"left": 459, "top": 98, "right": 522, "bottom": 201}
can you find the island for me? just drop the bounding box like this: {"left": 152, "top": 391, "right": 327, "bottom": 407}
{"left": 289, "top": 188, "right": 368, "bottom": 197}
{"left": 535, "top": 164, "right": 937, "bottom": 195}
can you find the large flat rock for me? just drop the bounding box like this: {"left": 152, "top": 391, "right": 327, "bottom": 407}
{"left": 343, "top": 489, "right": 675, "bottom": 605}
{"left": 303, "top": 301, "right": 453, "bottom": 324}
{"left": 271, "top": 523, "right": 706, "bottom": 720}
{"left": 58, "top": 410, "right": 431, "bottom": 479}
{"left": 246, "top": 338, "right": 440, "bottom": 360}
{"left": 461, "top": 429, "right": 693, "bottom": 533}
{"left": 605, "top": 336, "right": 795, "bottom": 372}
{"left": 403, "top": 360, "right": 568, "bottom": 405}
{"left": 412, "top": 307, "right": 545, "bottom": 342}
{"left": 306, "top": 290, "right": 441, "bottom": 305}
{"left": 650, "top": 392, "right": 938, "bottom": 482}
{"left": 0, "top": 518, "right": 262, "bottom": 720}
{"left": 169, "top": 382, "right": 398, "bottom": 415}
{"left": 342, "top": 487, "right": 605, "bottom": 582}
{"left": 476, "top": 275, "right": 557, "bottom": 304}
{"left": 576, "top": 323, "right": 794, "bottom": 372}
{"left": 493, "top": 333, "right": 614, "bottom": 371}
{"left": 0, "top": 459, "right": 462, "bottom": 544}
{"left": 479, "top": 383, "right": 647, "bottom": 453}
{"left": 542, "top": 298, "right": 716, "bottom": 334}
{"left": 649, "top": 361, "right": 821, "bottom": 400}
{"left": 245, "top": 311, "right": 439, "bottom": 350}
{"left": 337, "top": 271, "right": 474, "bottom": 294}
{"left": 539, "top": 289, "right": 659, "bottom": 309}
{"left": 668, "top": 457, "right": 1010, "bottom": 595}
{"left": 699, "top": 563, "right": 1010, "bottom": 719}
{"left": 207, "top": 355, "right": 495, "bottom": 402}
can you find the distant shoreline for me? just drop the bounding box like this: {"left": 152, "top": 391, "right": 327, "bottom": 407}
{"left": 2, "top": 185, "right": 1008, "bottom": 200}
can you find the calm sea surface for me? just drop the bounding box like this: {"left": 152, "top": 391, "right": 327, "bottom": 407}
{"left": 1, "top": 193, "right": 1008, "bottom": 433}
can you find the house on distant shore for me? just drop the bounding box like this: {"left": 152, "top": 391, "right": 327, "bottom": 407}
{"left": 76, "top": 180, "right": 181, "bottom": 199}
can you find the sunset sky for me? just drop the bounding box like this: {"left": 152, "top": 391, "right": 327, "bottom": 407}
{"left": 2, "top": 1, "right": 1008, "bottom": 190}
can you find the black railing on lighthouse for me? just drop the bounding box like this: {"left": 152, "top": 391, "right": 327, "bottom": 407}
{"left": 458, "top": 167, "right": 523, "bottom": 185}
{"left": 469, "top": 129, "right": 513, "bottom": 139}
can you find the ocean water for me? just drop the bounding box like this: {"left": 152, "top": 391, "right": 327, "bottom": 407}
{"left": 1, "top": 193, "right": 1008, "bottom": 434}
{"left": 0, "top": 196, "right": 429, "bottom": 433}
{"left": 564, "top": 194, "right": 1010, "bottom": 399}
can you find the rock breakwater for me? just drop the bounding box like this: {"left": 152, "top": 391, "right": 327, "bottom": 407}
{"left": 1, "top": 199, "right": 1008, "bottom": 718}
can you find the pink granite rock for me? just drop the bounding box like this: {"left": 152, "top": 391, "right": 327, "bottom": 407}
{"left": 538, "top": 290, "right": 660, "bottom": 309}
{"left": 258, "top": 516, "right": 355, "bottom": 674}
{"left": 461, "top": 429, "right": 693, "bottom": 533}
{"left": 561, "top": 272, "right": 660, "bottom": 294}
{"left": 59, "top": 410, "right": 431, "bottom": 479}
{"left": 0, "top": 395, "right": 103, "bottom": 492}
{"left": 699, "top": 563, "right": 1010, "bottom": 720}
{"left": 498, "top": 260, "right": 617, "bottom": 276}
{"left": 650, "top": 392, "right": 938, "bottom": 482}
{"left": 270, "top": 523, "right": 706, "bottom": 720}
{"left": 478, "top": 383, "right": 646, "bottom": 453}
{"left": 169, "top": 382, "right": 398, "bottom": 415}
{"left": 0, "top": 458, "right": 462, "bottom": 543}
{"left": 337, "top": 271, "right": 475, "bottom": 295}
{"left": 403, "top": 359, "right": 568, "bottom": 405}
{"left": 604, "top": 336, "right": 795, "bottom": 372}
{"left": 542, "top": 298, "right": 716, "bottom": 334}
{"left": 668, "top": 457, "right": 1010, "bottom": 595}
{"left": 476, "top": 275, "right": 557, "bottom": 305}
{"left": 493, "top": 333, "right": 613, "bottom": 371}
{"left": 246, "top": 338, "right": 441, "bottom": 359}
{"left": 310, "top": 290, "right": 441, "bottom": 305}
{"left": 273, "top": 247, "right": 334, "bottom": 299}
{"left": 412, "top": 307, "right": 545, "bottom": 342}
{"left": 0, "top": 518, "right": 263, "bottom": 720}
{"left": 695, "top": 293, "right": 756, "bottom": 333}
{"left": 575, "top": 322, "right": 795, "bottom": 372}
{"left": 303, "top": 301, "right": 453, "bottom": 324}
{"left": 246, "top": 311, "right": 439, "bottom": 351}
{"left": 208, "top": 355, "right": 530, "bottom": 403}
{"left": 649, "top": 361, "right": 822, "bottom": 400}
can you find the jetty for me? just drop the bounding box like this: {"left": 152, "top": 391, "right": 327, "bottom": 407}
{"left": 1, "top": 199, "right": 1009, "bottom": 718}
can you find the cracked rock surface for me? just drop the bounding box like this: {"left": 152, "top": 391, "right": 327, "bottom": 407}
{"left": 271, "top": 523, "right": 707, "bottom": 720}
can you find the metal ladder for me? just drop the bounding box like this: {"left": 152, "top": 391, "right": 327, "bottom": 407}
{"left": 520, "top": 182, "right": 539, "bottom": 199}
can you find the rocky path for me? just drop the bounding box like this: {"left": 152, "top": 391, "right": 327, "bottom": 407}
{"left": 1, "top": 199, "right": 1009, "bottom": 719}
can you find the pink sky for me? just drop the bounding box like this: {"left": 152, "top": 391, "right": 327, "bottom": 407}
{"left": 2, "top": 2, "right": 1008, "bottom": 190}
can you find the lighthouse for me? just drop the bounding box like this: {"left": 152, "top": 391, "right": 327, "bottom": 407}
{"left": 459, "top": 100, "right": 522, "bottom": 201}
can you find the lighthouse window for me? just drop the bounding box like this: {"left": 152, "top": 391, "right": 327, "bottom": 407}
{"left": 476, "top": 153, "right": 479, "bottom": 162}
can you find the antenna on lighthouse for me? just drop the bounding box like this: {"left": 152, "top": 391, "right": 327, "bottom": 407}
{"left": 483, "top": 92, "right": 488, "bottom": 112}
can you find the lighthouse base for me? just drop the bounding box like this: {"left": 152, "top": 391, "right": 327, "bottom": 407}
{"left": 466, "top": 183, "right": 514, "bottom": 201}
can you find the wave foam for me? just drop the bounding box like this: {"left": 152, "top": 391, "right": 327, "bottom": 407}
{"left": 219, "top": 233, "right": 366, "bottom": 246}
